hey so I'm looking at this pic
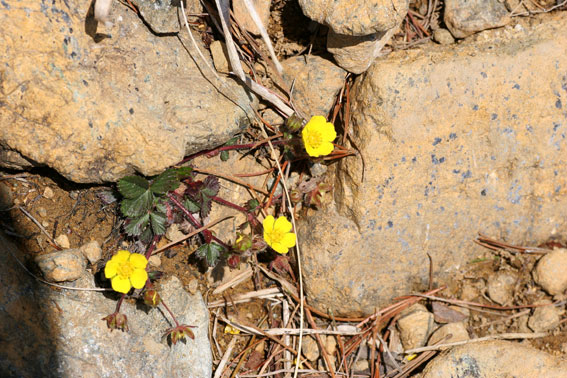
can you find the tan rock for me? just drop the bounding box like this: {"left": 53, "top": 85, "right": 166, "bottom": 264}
{"left": 532, "top": 248, "right": 567, "bottom": 296}
{"left": 397, "top": 307, "right": 434, "bottom": 350}
{"left": 444, "top": 0, "right": 511, "bottom": 39}
{"left": 421, "top": 340, "right": 567, "bottom": 377}
{"left": 299, "top": 13, "right": 567, "bottom": 316}
{"left": 233, "top": 0, "right": 271, "bottom": 35}
{"left": 54, "top": 234, "right": 71, "bottom": 249}
{"left": 80, "top": 240, "right": 102, "bottom": 264}
{"left": 486, "top": 270, "right": 518, "bottom": 305}
{"left": 35, "top": 250, "right": 86, "bottom": 282}
{"left": 0, "top": 0, "right": 255, "bottom": 183}
{"left": 427, "top": 322, "right": 470, "bottom": 350}
{"left": 42, "top": 187, "right": 54, "bottom": 200}
{"left": 528, "top": 302, "right": 562, "bottom": 332}
{"left": 298, "top": 0, "right": 407, "bottom": 36}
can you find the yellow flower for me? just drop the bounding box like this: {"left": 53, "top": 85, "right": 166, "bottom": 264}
{"left": 224, "top": 324, "right": 241, "bottom": 335}
{"left": 301, "top": 116, "right": 336, "bottom": 157}
{"left": 263, "top": 215, "right": 296, "bottom": 254}
{"left": 104, "top": 250, "right": 148, "bottom": 294}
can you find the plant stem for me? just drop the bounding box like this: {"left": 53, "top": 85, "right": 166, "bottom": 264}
{"left": 115, "top": 294, "right": 125, "bottom": 313}
{"left": 160, "top": 300, "right": 180, "bottom": 327}
{"left": 179, "top": 139, "right": 287, "bottom": 164}
{"left": 212, "top": 195, "right": 248, "bottom": 213}
{"left": 145, "top": 234, "right": 161, "bottom": 260}
{"left": 167, "top": 193, "right": 230, "bottom": 249}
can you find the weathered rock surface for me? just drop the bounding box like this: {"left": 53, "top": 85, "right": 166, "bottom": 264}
{"left": 397, "top": 305, "right": 434, "bottom": 350}
{"left": 444, "top": 0, "right": 511, "bottom": 38}
{"left": 35, "top": 249, "right": 86, "bottom": 282}
{"left": 528, "top": 302, "right": 562, "bottom": 332}
{"left": 0, "top": 232, "right": 212, "bottom": 377}
{"left": 300, "top": 14, "right": 567, "bottom": 316}
{"left": 420, "top": 340, "right": 567, "bottom": 377}
{"left": 298, "top": 0, "right": 407, "bottom": 36}
{"left": 486, "top": 270, "right": 518, "bottom": 305}
{"left": 233, "top": 0, "right": 271, "bottom": 35}
{"left": 281, "top": 55, "right": 347, "bottom": 118}
{"left": 327, "top": 28, "right": 396, "bottom": 74}
{"left": 533, "top": 248, "right": 567, "bottom": 296}
{"left": 0, "top": 0, "right": 255, "bottom": 183}
{"left": 427, "top": 322, "right": 470, "bottom": 350}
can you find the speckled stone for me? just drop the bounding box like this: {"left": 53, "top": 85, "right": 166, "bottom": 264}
{"left": 444, "top": 0, "right": 511, "bottom": 39}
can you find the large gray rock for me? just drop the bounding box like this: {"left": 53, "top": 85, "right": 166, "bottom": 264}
{"left": 299, "top": 14, "right": 567, "bottom": 316}
{"left": 421, "top": 340, "right": 567, "bottom": 377}
{"left": 0, "top": 232, "right": 212, "bottom": 377}
{"left": 0, "top": 0, "right": 255, "bottom": 183}
{"left": 445, "top": 0, "right": 511, "bottom": 38}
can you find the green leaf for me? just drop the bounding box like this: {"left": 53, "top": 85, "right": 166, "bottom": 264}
{"left": 150, "top": 212, "right": 166, "bottom": 235}
{"left": 151, "top": 169, "right": 180, "bottom": 195}
{"left": 121, "top": 190, "right": 153, "bottom": 218}
{"left": 176, "top": 166, "right": 193, "bottom": 180}
{"left": 195, "top": 243, "right": 224, "bottom": 267}
{"left": 118, "top": 176, "right": 150, "bottom": 198}
{"left": 140, "top": 225, "right": 153, "bottom": 243}
{"left": 183, "top": 198, "right": 200, "bottom": 213}
{"left": 201, "top": 176, "right": 220, "bottom": 197}
{"left": 200, "top": 196, "right": 212, "bottom": 219}
{"left": 124, "top": 213, "right": 150, "bottom": 236}
{"left": 220, "top": 150, "right": 229, "bottom": 161}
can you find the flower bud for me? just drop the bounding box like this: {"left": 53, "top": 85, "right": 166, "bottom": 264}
{"left": 227, "top": 254, "right": 241, "bottom": 269}
{"left": 289, "top": 189, "right": 302, "bottom": 204}
{"left": 165, "top": 324, "right": 195, "bottom": 345}
{"left": 285, "top": 114, "right": 305, "bottom": 133}
{"left": 143, "top": 288, "right": 162, "bottom": 307}
{"left": 247, "top": 198, "right": 260, "bottom": 211}
{"left": 102, "top": 312, "right": 129, "bottom": 332}
{"left": 251, "top": 234, "right": 268, "bottom": 252}
{"left": 234, "top": 233, "right": 252, "bottom": 253}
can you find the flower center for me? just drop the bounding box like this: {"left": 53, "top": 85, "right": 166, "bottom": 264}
{"left": 117, "top": 260, "right": 134, "bottom": 279}
{"left": 270, "top": 229, "right": 284, "bottom": 243}
{"left": 306, "top": 130, "right": 322, "bottom": 148}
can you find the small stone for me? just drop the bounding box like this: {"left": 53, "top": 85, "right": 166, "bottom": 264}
{"left": 210, "top": 41, "right": 230, "bottom": 74}
{"left": 37, "top": 207, "right": 47, "bottom": 218}
{"left": 323, "top": 335, "right": 337, "bottom": 355}
{"left": 186, "top": 279, "right": 199, "bottom": 295}
{"left": 233, "top": 0, "right": 271, "bottom": 35}
{"left": 80, "top": 240, "right": 102, "bottom": 264}
{"left": 397, "top": 305, "right": 435, "bottom": 350}
{"left": 444, "top": 0, "right": 511, "bottom": 38}
{"left": 54, "top": 234, "right": 71, "bottom": 249}
{"left": 532, "top": 248, "right": 567, "bottom": 296}
{"left": 427, "top": 322, "right": 470, "bottom": 350}
{"left": 43, "top": 187, "right": 54, "bottom": 199}
{"left": 148, "top": 254, "right": 161, "bottom": 267}
{"left": 69, "top": 191, "right": 79, "bottom": 200}
{"left": 486, "top": 270, "right": 518, "bottom": 305}
{"left": 352, "top": 359, "right": 369, "bottom": 373}
{"left": 528, "top": 302, "right": 562, "bottom": 332}
{"left": 35, "top": 249, "right": 86, "bottom": 282}
{"left": 433, "top": 28, "right": 455, "bottom": 45}
{"left": 165, "top": 223, "right": 185, "bottom": 243}
{"left": 41, "top": 221, "right": 49, "bottom": 228}
{"left": 0, "top": 182, "right": 14, "bottom": 210}
{"left": 301, "top": 336, "right": 320, "bottom": 361}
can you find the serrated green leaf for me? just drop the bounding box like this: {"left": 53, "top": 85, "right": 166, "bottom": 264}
{"left": 118, "top": 176, "right": 150, "bottom": 198}
{"left": 121, "top": 190, "right": 153, "bottom": 218}
{"left": 150, "top": 212, "right": 166, "bottom": 235}
{"left": 151, "top": 169, "right": 180, "bottom": 195}
{"left": 201, "top": 176, "right": 220, "bottom": 197}
{"left": 155, "top": 200, "right": 167, "bottom": 214}
{"left": 220, "top": 150, "right": 229, "bottom": 161}
{"left": 195, "top": 242, "right": 224, "bottom": 267}
{"left": 140, "top": 225, "right": 153, "bottom": 243}
{"left": 124, "top": 213, "right": 150, "bottom": 236}
{"left": 200, "top": 196, "right": 212, "bottom": 219}
{"left": 183, "top": 198, "right": 200, "bottom": 213}
{"left": 176, "top": 166, "right": 193, "bottom": 180}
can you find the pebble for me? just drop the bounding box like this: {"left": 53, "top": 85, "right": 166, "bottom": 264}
{"left": 0, "top": 182, "right": 14, "bottom": 210}
{"left": 232, "top": 0, "right": 271, "bottom": 35}
{"left": 427, "top": 322, "right": 470, "bottom": 350}
{"left": 148, "top": 254, "right": 161, "bottom": 267}
{"left": 43, "top": 187, "right": 54, "bottom": 199}
{"left": 486, "top": 270, "right": 518, "bottom": 305}
{"left": 165, "top": 223, "right": 185, "bottom": 243}
{"left": 186, "top": 278, "right": 199, "bottom": 295}
{"left": 301, "top": 336, "right": 320, "bottom": 361}
{"left": 532, "top": 248, "right": 567, "bottom": 296}
{"left": 433, "top": 28, "right": 455, "bottom": 45}
{"left": 80, "top": 240, "right": 102, "bottom": 264}
{"left": 528, "top": 301, "right": 562, "bottom": 332}
{"left": 54, "top": 234, "right": 71, "bottom": 249}
{"left": 37, "top": 207, "right": 47, "bottom": 218}
{"left": 35, "top": 249, "right": 86, "bottom": 282}
{"left": 397, "top": 304, "right": 435, "bottom": 350}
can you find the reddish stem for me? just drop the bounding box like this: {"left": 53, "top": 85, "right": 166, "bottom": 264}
{"left": 178, "top": 139, "right": 287, "bottom": 164}
{"left": 211, "top": 195, "right": 248, "bottom": 213}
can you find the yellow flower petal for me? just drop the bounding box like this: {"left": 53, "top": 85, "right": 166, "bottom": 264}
{"left": 104, "top": 259, "right": 119, "bottom": 279}
{"left": 271, "top": 242, "right": 289, "bottom": 254}
{"left": 129, "top": 253, "right": 148, "bottom": 269}
{"left": 281, "top": 232, "right": 296, "bottom": 248}
{"left": 263, "top": 215, "right": 275, "bottom": 231}
{"left": 111, "top": 275, "right": 132, "bottom": 294}
{"left": 320, "top": 122, "right": 337, "bottom": 141}
{"left": 130, "top": 269, "right": 148, "bottom": 289}
{"left": 114, "top": 250, "right": 131, "bottom": 262}
{"left": 274, "top": 216, "right": 292, "bottom": 233}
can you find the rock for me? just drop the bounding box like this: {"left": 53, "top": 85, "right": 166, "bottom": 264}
{"left": 282, "top": 55, "right": 347, "bottom": 118}
{"left": 427, "top": 322, "right": 470, "bottom": 350}
{"left": 0, "top": 182, "right": 13, "bottom": 210}
{"left": 37, "top": 207, "right": 47, "bottom": 218}
{"left": 444, "top": 0, "right": 511, "bottom": 39}
{"left": 148, "top": 254, "right": 162, "bottom": 267}
{"left": 302, "top": 336, "right": 320, "bottom": 361}
{"left": 233, "top": 0, "right": 271, "bottom": 35}
{"left": 130, "top": 0, "right": 187, "bottom": 34}
{"left": 431, "top": 302, "right": 468, "bottom": 323}
{"left": 210, "top": 41, "right": 230, "bottom": 74}
{"left": 396, "top": 305, "right": 434, "bottom": 350}
{"left": 80, "top": 240, "right": 102, "bottom": 264}
{"left": 0, "top": 0, "right": 256, "bottom": 183}
{"left": 298, "top": 0, "right": 408, "bottom": 36}
{"left": 533, "top": 248, "right": 567, "bottom": 296}
{"left": 327, "top": 28, "right": 396, "bottom": 74}
{"left": 433, "top": 28, "right": 455, "bottom": 45}
{"left": 299, "top": 13, "right": 567, "bottom": 316}
{"left": 486, "top": 270, "right": 518, "bottom": 305}
{"left": 0, "top": 232, "right": 212, "bottom": 377}
{"left": 42, "top": 187, "right": 55, "bottom": 200}
{"left": 54, "top": 234, "right": 71, "bottom": 249}
{"left": 165, "top": 224, "right": 186, "bottom": 243}
{"left": 421, "top": 340, "right": 567, "bottom": 377}
{"left": 528, "top": 302, "right": 562, "bottom": 332}
{"left": 35, "top": 249, "right": 86, "bottom": 282}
